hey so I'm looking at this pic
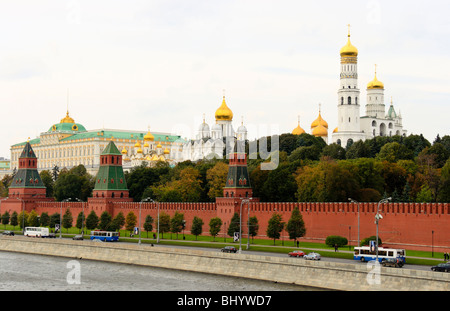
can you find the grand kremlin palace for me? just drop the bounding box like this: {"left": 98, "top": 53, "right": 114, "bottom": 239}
{"left": 8, "top": 111, "right": 184, "bottom": 176}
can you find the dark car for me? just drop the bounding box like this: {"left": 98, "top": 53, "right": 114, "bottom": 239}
{"left": 221, "top": 246, "right": 237, "bottom": 253}
{"left": 431, "top": 263, "right": 450, "bottom": 272}
{"left": 2, "top": 231, "right": 14, "bottom": 236}
{"left": 381, "top": 257, "right": 404, "bottom": 268}
{"left": 72, "top": 235, "right": 84, "bottom": 240}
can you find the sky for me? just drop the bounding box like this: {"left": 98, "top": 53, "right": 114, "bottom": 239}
{"left": 0, "top": 0, "right": 449, "bottom": 158}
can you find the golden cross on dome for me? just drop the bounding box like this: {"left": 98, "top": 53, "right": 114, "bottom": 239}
{"left": 222, "top": 89, "right": 226, "bottom": 98}
{"left": 347, "top": 24, "right": 351, "bottom": 37}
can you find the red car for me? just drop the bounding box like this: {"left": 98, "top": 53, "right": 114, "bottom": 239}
{"left": 288, "top": 250, "right": 305, "bottom": 257}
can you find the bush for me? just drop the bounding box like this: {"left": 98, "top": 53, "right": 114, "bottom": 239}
{"left": 325, "top": 235, "right": 348, "bottom": 248}
{"left": 360, "top": 236, "right": 382, "bottom": 247}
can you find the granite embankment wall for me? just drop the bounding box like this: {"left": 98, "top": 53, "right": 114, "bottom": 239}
{"left": 1, "top": 236, "right": 449, "bottom": 291}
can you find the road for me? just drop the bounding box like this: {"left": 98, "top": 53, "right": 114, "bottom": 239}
{"left": 150, "top": 242, "right": 435, "bottom": 272}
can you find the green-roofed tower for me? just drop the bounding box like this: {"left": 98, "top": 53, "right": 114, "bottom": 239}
{"left": 9, "top": 141, "right": 47, "bottom": 199}
{"left": 92, "top": 140, "right": 130, "bottom": 199}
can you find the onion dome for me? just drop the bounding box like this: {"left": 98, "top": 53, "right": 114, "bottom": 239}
{"left": 143, "top": 142, "right": 149, "bottom": 148}
{"left": 157, "top": 143, "right": 162, "bottom": 149}
{"left": 137, "top": 148, "right": 143, "bottom": 154}
{"left": 340, "top": 26, "right": 358, "bottom": 57}
{"left": 144, "top": 128, "right": 154, "bottom": 142}
{"left": 121, "top": 147, "right": 127, "bottom": 155}
{"left": 312, "top": 124, "right": 328, "bottom": 137}
{"left": 134, "top": 141, "right": 141, "bottom": 148}
{"left": 367, "top": 65, "right": 384, "bottom": 89}
{"left": 333, "top": 127, "right": 338, "bottom": 134}
{"left": 311, "top": 108, "right": 328, "bottom": 130}
{"left": 292, "top": 116, "right": 305, "bottom": 135}
{"left": 215, "top": 96, "right": 233, "bottom": 121}
{"left": 164, "top": 148, "right": 170, "bottom": 155}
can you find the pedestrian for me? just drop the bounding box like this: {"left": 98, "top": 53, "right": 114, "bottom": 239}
{"left": 334, "top": 244, "right": 338, "bottom": 252}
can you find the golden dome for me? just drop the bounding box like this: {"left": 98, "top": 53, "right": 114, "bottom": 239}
{"left": 367, "top": 66, "right": 384, "bottom": 89}
{"left": 311, "top": 109, "right": 328, "bottom": 129}
{"left": 312, "top": 124, "right": 328, "bottom": 137}
{"left": 60, "top": 111, "right": 75, "bottom": 124}
{"left": 292, "top": 116, "right": 305, "bottom": 135}
{"left": 144, "top": 129, "right": 154, "bottom": 141}
{"left": 215, "top": 96, "right": 233, "bottom": 121}
{"left": 137, "top": 148, "right": 143, "bottom": 154}
{"left": 134, "top": 141, "right": 141, "bottom": 148}
{"left": 157, "top": 143, "right": 162, "bottom": 149}
{"left": 143, "top": 142, "right": 149, "bottom": 148}
{"left": 340, "top": 25, "right": 358, "bottom": 57}
{"left": 121, "top": 147, "right": 127, "bottom": 154}
{"left": 164, "top": 148, "right": 170, "bottom": 154}
{"left": 333, "top": 127, "right": 338, "bottom": 134}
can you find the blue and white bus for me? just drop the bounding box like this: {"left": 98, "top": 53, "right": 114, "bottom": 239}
{"left": 354, "top": 246, "right": 406, "bottom": 263}
{"left": 90, "top": 231, "right": 119, "bottom": 242}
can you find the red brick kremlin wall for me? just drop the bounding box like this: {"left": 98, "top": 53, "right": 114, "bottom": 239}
{"left": 3, "top": 198, "right": 447, "bottom": 252}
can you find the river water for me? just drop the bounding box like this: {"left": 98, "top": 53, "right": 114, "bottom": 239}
{"left": 0, "top": 251, "right": 316, "bottom": 291}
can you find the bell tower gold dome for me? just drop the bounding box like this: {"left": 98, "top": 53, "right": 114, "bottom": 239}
{"left": 340, "top": 25, "right": 358, "bottom": 58}
{"left": 367, "top": 65, "right": 384, "bottom": 89}
{"left": 215, "top": 96, "right": 233, "bottom": 121}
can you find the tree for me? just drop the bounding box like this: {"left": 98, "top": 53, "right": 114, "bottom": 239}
{"left": 18, "top": 211, "right": 29, "bottom": 230}
{"left": 227, "top": 213, "right": 240, "bottom": 238}
{"left": 27, "top": 210, "right": 39, "bottom": 227}
{"left": 50, "top": 213, "right": 60, "bottom": 230}
{"left": 143, "top": 215, "right": 154, "bottom": 238}
{"left": 325, "top": 236, "right": 348, "bottom": 248}
{"left": 39, "top": 212, "right": 50, "bottom": 227}
{"left": 111, "top": 211, "right": 125, "bottom": 232}
{"left": 158, "top": 212, "right": 171, "bottom": 239}
{"left": 2, "top": 211, "right": 10, "bottom": 228}
{"left": 206, "top": 161, "right": 229, "bottom": 199}
{"left": 286, "top": 207, "right": 306, "bottom": 245}
{"left": 86, "top": 211, "right": 99, "bottom": 230}
{"left": 10, "top": 211, "right": 18, "bottom": 229}
{"left": 39, "top": 170, "right": 54, "bottom": 198}
{"left": 76, "top": 212, "right": 85, "bottom": 233}
{"left": 321, "top": 143, "right": 346, "bottom": 160}
{"left": 377, "top": 142, "right": 413, "bottom": 163}
{"left": 248, "top": 216, "right": 259, "bottom": 242}
{"left": 191, "top": 216, "right": 204, "bottom": 240}
{"left": 209, "top": 217, "right": 222, "bottom": 242}
{"left": 125, "top": 211, "right": 137, "bottom": 234}
{"left": 170, "top": 211, "right": 185, "bottom": 239}
{"left": 62, "top": 209, "right": 73, "bottom": 233}
{"left": 266, "top": 213, "right": 285, "bottom": 245}
{"left": 99, "top": 211, "right": 112, "bottom": 231}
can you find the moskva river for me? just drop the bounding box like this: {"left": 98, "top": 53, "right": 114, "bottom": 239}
{"left": 0, "top": 251, "right": 315, "bottom": 291}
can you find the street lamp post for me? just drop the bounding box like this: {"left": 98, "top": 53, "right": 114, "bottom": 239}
{"left": 239, "top": 198, "right": 251, "bottom": 254}
{"left": 375, "top": 197, "right": 391, "bottom": 262}
{"left": 148, "top": 199, "right": 160, "bottom": 244}
{"left": 348, "top": 198, "right": 360, "bottom": 248}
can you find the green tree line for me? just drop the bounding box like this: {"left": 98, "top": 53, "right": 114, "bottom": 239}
{"left": 1, "top": 133, "right": 449, "bottom": 203}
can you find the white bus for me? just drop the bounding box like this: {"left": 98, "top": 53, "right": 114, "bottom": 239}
{"left": 354, "top": 246, "right": 406, "bottom": 263}
{"left": 24, "top": 227, "right": 53, "bottom": 238}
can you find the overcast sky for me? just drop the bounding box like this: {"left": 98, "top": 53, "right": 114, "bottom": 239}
{"left": 0, "top": 0, "right": 449, "bottom": 158}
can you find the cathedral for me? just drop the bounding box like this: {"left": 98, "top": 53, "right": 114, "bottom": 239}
{"left": 181, "top": 94, "right": 248, "bottom": 161}
{"left": 293, "top": 26, "right": 407, "bottom": 147}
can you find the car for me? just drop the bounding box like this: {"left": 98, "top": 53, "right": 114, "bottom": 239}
{"left": 431, "top": 263, "right": 450, "bottom": 272}
{"left": 72, "top": 235, "right": 84, "bottom": 240}
{"left": 381, "top": 257, "right": 404, "bottom": 268}
{"left": 2, "top": 230, "right": 14, "bottom": 236}
{"left": 221, "top": 246, "right": 237, "bottom": 253}
{"left": 304, "top": 252, "right": 321, "bottom": 260}
{"left": 288, "top": 250, "right": 305, "bottom": 257}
